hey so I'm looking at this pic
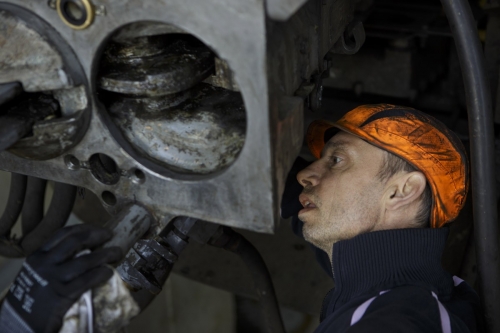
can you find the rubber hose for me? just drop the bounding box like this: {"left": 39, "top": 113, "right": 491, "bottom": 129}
{"left": 0, "top": 173, "right": 27, "bottom": 237}
{"left": 440, "top": 0, "right": 500, "bottom": 332}
{"left": 0, "top": 82, "right": 21, "bottom": 106}
{"left": 221, "top": 230, "right": 285, "bottom": 333}
{"left": 0, "top": 116, "right": 33, "bottom": 152}
{"left": 21, "top": 182, "right": 77, "bottom": 255}
{"left": 21, "top": 177, "right": 47, "bottom": 235}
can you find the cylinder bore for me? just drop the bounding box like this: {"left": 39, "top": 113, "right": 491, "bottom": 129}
{"left": 97, "top": 24, "right": 247, "bottom": 176}
{"left": 89, "top": 153, "right": 120, "bottom": 185}
{"left": 57, "top": 0, "right": 94, "bottom": 30}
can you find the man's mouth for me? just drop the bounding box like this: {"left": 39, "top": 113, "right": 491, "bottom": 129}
{"left": 299, "top": 194, "right": 317, "bottom": 214}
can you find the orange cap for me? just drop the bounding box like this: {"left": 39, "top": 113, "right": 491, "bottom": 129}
{"left": 306, "top": 104, "right": 469, "bottom": 228}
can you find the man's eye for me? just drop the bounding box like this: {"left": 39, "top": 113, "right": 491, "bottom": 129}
{"left": 329, "top": 156, "right": 343, "bottom": 166}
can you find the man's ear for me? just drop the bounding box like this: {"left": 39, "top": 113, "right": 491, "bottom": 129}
{"left": 384, "top": 171, "right": 427, "bottom": 211}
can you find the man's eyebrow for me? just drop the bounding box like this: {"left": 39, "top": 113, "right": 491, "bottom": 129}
{"left": 321, "top": 140, "right": 350, "bottom": 156}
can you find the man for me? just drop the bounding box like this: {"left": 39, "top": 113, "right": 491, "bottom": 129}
{"left": 0, "top": 104, "right": 482, "bottom": 332}
{"left": 282, "top": 104, "right": 482, "bottom": 332}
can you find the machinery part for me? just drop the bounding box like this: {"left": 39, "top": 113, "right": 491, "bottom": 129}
{"left": 0, "top": 93, "right": 60, "bottom": 153}
{"left": 0, "top": 173, "right": 27, "bottom": 237}
{"left": 117, "top": 216, "right": 198, "bottom": 294}
{"left": 21, "top": 177, "right": 48, "bottom": 235}
{"left": 440, "top": 0, "right": 500, "bottom": 332}
{"left": 107, "top": 83, "right": 246, "bottom": 174}
{"left": 0, "top": 5, "right": 90, "bottom": 160}
{"left": 99, "top": 38, "right": 215, "bottom": 97}
{"left": 266, "top": 0, "right": 309, "bottom": 21}
{"left": 102, "top": 204, "right": 152, "bottom": 255}
{"left": 0, "top": 10, "right": 71, "bottom": 91}
{"left": 331, "top": 21, "right": 366, "bottom": 55}
{"left": 56, "top": 0, "right": 95, "bottom": 30}
{"left": 209, "top": 227, "right": 285, "bottom": 333}
{"left": 0, "top": 82, "right": 22, "bottom": 106}
{"left": 20, "top": 182, "right": 77, "bottom": 255}
{"left": 0, "top": 0, "right": 354, "bottom": 234}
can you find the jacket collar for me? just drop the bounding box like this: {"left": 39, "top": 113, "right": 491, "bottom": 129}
{"left": 330, "top": 228, "right": 453, "bottom": 307}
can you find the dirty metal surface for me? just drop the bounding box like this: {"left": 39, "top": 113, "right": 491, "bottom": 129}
{"left": 0, "top": 10, "right": 71, "bottom": 91}
{"left": 0, "top": 0, "right": 276, "bottom": 233}
{"left": 108, "top": 83, "right": 246, "bottom": 174}
{"left": 0, "top": 0, "right": 353, "bottom": 235}
{"left": 99, "top": 38, "right": 215, "bottom": 97}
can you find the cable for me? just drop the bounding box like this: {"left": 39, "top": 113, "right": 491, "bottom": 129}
{"left": 21, "top": 182, "right": 77, "bottom": 255}
{"left": 0, "top": 173, "right": 27, "bottom": 237}
{"left": 440, "top": 0, "right": 500, "bottom": 332}
{"left": 21, "top": 177, "right": 48, "bottom": 235}
{"left": 210, "top": 228, "right": 285, "bottom": 333}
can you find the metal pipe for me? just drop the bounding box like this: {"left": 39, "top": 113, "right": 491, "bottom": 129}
{"left": 211, "top": 228, "right": 285, "bottom": 333}
{"left": 21, "top": 182, "right": 76, "bottom": 255}
{"left": 21, "top": 177, "right": 47, "bottom": 235}
{"left": 440, "top": 0, "right": 500, "bottom": 332}
{"left": 0, "top": 173, "right": 27, "bottom": 237}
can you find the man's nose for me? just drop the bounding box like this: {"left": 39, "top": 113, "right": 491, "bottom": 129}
{"left": 297, "top": 161, "right": 321, "bottom": 187}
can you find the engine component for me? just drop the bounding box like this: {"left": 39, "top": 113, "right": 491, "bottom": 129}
{"left": 56, "top": 0, "right": 95, "bottom": 30}
{"left": 0, "top": 94, "right": 60, "bottom": 153}
{"left": 0, "top": 5, "right": 90, "bottom": 160}
{"left": 0, "top": 0, "right": 354, "bottom": 239}
{"left": 106, "top": 83, "right": 246, "bottom": 174}
{"left": 99, "top": 37, "right": 214, "bottom": 97}
{"left": 98, "top": 34, "right": 244, "bottom": 174}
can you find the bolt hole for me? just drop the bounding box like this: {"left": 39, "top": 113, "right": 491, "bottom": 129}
{"left": 64, "top": 155, "right": 80, "bottom": 170}
{"left": 89, "top": 153, "right": 120, "bottom": 185}
{"left": 131, "top": 169, "right": 146, "bottom": 184}
{"left": 65, "top": 1, "right": 84, "bottom": 20}
{"left": 101, "top": 191, "right": 117, "bottom": 206}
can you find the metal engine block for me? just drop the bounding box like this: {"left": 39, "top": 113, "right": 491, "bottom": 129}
{"left": 0, "top": 0, "right": 357, "bottom": 234}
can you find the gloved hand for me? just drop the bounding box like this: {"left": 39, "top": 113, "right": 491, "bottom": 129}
{"left": 280, "top": 156, "right": 311, "bottom": 219}
{"left": 4, "top": 224, "right": 123, "bottom": 333}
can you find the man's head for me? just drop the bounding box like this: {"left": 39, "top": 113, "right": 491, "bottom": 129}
{"left": 297, "top": 104, "right": 468, "bottom": 254}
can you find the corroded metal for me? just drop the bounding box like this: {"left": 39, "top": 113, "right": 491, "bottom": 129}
{"left": 107, "top": 83, "right": 246, "bottom": 174}
{"left": 99, "top": 38, "right": 215, "bottom": 97}
{"left": 0, "top": 10, "right": 71, "bottom": 92}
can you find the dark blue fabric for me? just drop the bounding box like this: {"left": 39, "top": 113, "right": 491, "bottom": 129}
{"left": 310, "top": 228, "right": 482, "bottom": 333}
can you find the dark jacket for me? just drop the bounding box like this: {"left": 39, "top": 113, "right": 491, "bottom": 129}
{"left": 291, "top": 217, "right": 483, "bottom": 333}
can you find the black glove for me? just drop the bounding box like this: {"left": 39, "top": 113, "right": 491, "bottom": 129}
{"left": 5, "top": 224, "right": 123, "bottom": 333}
{"left": 280, "top": 157, "right": 311, "bottom": 219}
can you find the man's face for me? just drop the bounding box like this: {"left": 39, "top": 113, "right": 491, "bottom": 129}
{"left": 297, "top": 131, "right": 387, "bottom": 253}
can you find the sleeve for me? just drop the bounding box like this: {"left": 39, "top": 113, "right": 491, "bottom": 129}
{"left": 345, "top": 288, "right": 471, "bottom": 333}
{"left": 0, "top": 300, "right": 35, "bottom": 333}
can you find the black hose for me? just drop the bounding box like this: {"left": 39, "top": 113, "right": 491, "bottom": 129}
{"left": 0, "top": 82, "right": 21, "bottom": 106}
{"left": 21, "top": 177, "right": 47, "bottom": 235}
{"left": 211, "top": 228, "right": 285, "bottom": 333}
{"left": 0, "top": 173, "right": 27, "bottom": 237}
{"left": 0, "top": 116, "right": 33, "bottom": 152}
{"left": 21, "top": 182, "right": 77, "bottom": 255}
{"left": 440, "top": 0, "right": 500, "bottom": 332}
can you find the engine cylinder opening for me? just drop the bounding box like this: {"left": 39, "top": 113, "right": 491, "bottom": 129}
{"left": 96, "top": 22, "right": 247, "bottom": 177}
{"left": 89, "top": 153, "right": 120, "bottom": 185}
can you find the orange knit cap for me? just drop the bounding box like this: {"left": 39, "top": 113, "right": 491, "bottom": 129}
{"left": 306, "top": 104, "right": 469, "bottom": 228}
